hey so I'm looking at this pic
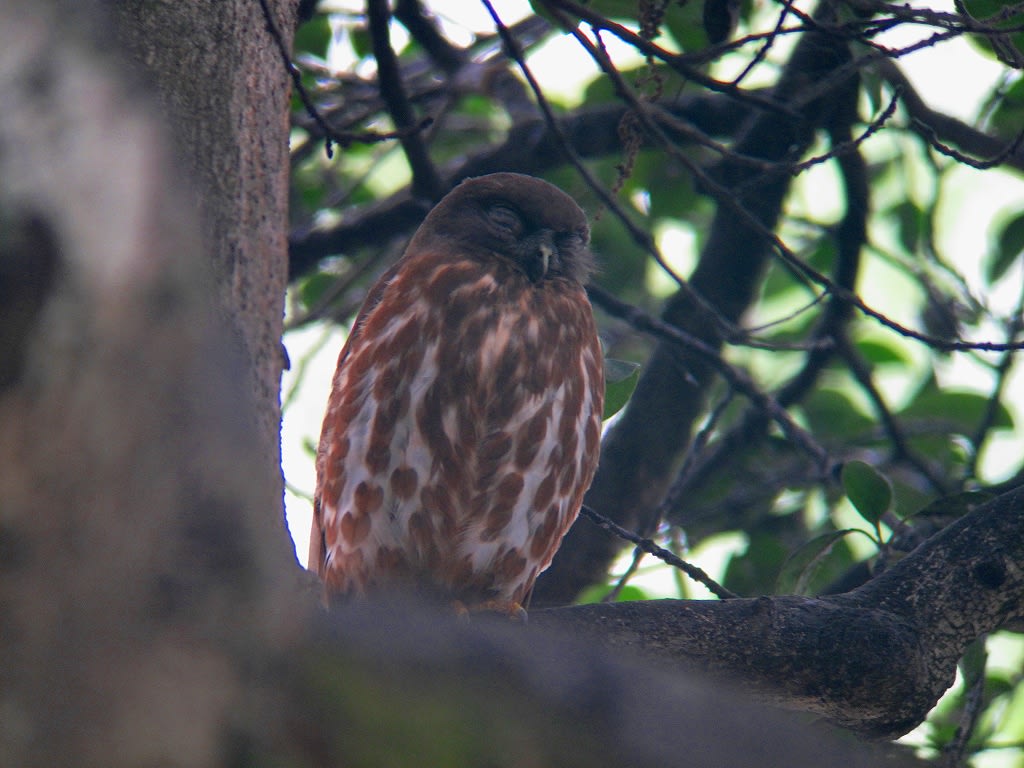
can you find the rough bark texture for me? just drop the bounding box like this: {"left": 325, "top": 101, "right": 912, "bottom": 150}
{"left": 109, "top": 0, "right": 294, "bottom": 525}
{"left": 534, "top": 486, "right": 1024, "bottom": 739}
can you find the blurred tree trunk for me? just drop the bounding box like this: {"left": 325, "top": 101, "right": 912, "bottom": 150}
{"left": 110, "top": 0, "right": 295, "bottom": 528}
{"left": 0, "top": 1, "right": 298, "bottom": 765}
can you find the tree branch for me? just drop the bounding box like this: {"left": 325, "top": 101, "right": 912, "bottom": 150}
{"left": 393, "top": 0, "right": 465, "bottom": 74}
{"left": 367, "top": 0, "right": 444, "bottom": 200}
{"left": 876, "top": 57, "right": 1024, "bottom": 172}
{"left": 658, "top": 66, "right": 871, "bottom": 534}
{"left": 288, "top": 95, "right": 744, "bottom": 279}
{"left": 288, "top": 596, "right": 926, "bottom": 767}
{"left": 534, "top": 483, "right": 1024, "bottom": 739}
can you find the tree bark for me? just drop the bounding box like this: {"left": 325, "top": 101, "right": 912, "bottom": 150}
{"left": 110, "top": 0, "right": 295, "bottom": 525}
{"left": 535, "top": 483, "right": 1024, "bottom": 739}
{"left": 0, "top": 2, "right": 296, "bottom": 765}
{"left": 284, "top": 597, "right": 926, "bottom": 768}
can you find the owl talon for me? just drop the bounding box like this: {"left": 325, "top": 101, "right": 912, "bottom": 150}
{"left": 451, "top": 600, "right": 472, "bottom": 622}
{"left": 453, "top": 599, "right": 527, "bottom": 623}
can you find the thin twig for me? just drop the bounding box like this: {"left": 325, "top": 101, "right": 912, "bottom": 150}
{"left": 394, "top": 0, "right": 465, "bottom": 73}
{"left": 968, "top": 295, "right": 1024, "bottom": 478}
{"left": 367, "top": 0, "right": 444, "bottom": 200}
{"left": 731, "top": 0, "right": 791, "bottom": 87}
{"left": 538, "top": 0, "right": 798, "bottom": 118}
{"left": 878, "top": 57, "right": 1024, "bottom": 173}
{"left": 480, "top": 0, "right": 698, "bottom": 298}
{"left": 785, "top": 90, "right": 900, "bottom": 176}
{"left": 913, "top": 118, "right": 1024, "bottom": 170}
{"left": 588, "top": 284, "right": 832, "bottom": 471}
{"left": 940, "top": 639, "right": 989, "bottom": 767}
{"left": 554, "top": 11, "right": 1006, "bottom": 357}
{"left": 655, "top": 388, "right": 737, "bottom": 521}
{"left": 544, "top": 13, "right": 753, "bottom": 334}
{"left": 255, "top": 0, "right": 336, "bottom": 157}
{"left": 579, "top": 505, "right": 739, "bottom": 599}
{"left": 604, "top": 390, "right": 735, "bottom": 603}
{"left": 602, "top": 546, "right": 646, "bottom": 603}
{"left": 834, "top": 334, "right": 950, "bottom": 495}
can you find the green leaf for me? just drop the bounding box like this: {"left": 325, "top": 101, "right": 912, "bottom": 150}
{"left": 641, "top": 154, "right": 700, "bottom": 223}
{"left": 891, "top": 201, "right": 925, "bottom": 256}
{"left": 762, "top": 238, "right": 834, "bottom": 301}
{"left": 577, "top": 583, "right": 651, "bottom": 604}
{"left": 989, "top": 77, "right": 1024, "bottom": 140}
{"left": 299, "top": 272, "right": 337, "bottom": 311}
{"left": 603, "top": 358, "right": 641, "bottom": 420}
{"left": 662, "top": 0, "right": 713, "bottom": 51}
{"left": 888, "top": 475, "right": 934, "bottom": 521}
{"left": 801, "top": 388, "right": 874, "bottom": 440}
{"left": 988, "top": 210, "right": 1024, "bottom": 285}
{"left": 841, "top": 460, "right": 892, "bottom": 527}
{"left": 900, "top": 388, "right": 1014, "bottom": 435}
{"left": 982, "top": 670, "right": 1014, "bottom": 699}
{"left": 855, "top": 338, "right": 909, "bottom": 366}
{"left": 294, "top": 15, "right": 332, "bottom": 59}
{"left": 775, "top": 529, "right": 863, "bottom": 596}
{"left": 860, "top": 68, "right": 886, "bottom": 117}
{"left": 961, "top": 0, "right": 1024, "bottom": 66}
{"left": 350, "top": 27, "right": 372, "bottom": 59}
{"left": 527, "top": 0, "right": 561, "bottom": 26}
{"left": 535, "top": 0, "right": 639, "bottom": 21}
{"left": 959, "top": 637, "right": 987, "bottom": 688}
{"left": 722, "top": 531, "right": 790, "bottom": 596}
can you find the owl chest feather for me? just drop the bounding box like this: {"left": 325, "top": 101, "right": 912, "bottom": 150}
{"left": 317, "top": 256, "right": 603, "bottom": 602}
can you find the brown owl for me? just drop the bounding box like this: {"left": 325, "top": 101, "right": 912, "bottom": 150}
{"left": 310, "top": 172, "right": 603, "bottom": 614}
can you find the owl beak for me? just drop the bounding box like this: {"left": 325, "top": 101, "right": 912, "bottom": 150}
{"left": 520, "top": 230, "right": 556, "bottom": 282}
{"left": 538, "top": 240, "right": 553, "bottom": 278}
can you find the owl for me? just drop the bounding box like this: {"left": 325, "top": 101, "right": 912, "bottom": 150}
{"left": 310, "top": 172, "right": 604, "bottom": 614}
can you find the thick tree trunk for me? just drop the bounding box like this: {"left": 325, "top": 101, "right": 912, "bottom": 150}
{"left": 110, "top": 0, "right": 295, "bottom": 529}
{"left": 0, "top": 2, "right": 297, "bottom": 765}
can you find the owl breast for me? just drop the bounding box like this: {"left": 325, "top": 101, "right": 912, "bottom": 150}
{"left": 314, "top": 252, "right": 603, "bottom": 607}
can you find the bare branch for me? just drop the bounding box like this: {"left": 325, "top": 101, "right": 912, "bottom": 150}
{"left": 367, "top": 0, "right": 444, "bottom": 200}
{"left": 578, "top": 505, "right": 739, "bottom": 599}
{"left": 877, "top": 57, "right": 1024, "bottom": 172}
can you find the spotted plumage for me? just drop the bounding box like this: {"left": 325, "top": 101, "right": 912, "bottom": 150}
{"left": 310, "top": 172, "right": 603, "bottom": 611}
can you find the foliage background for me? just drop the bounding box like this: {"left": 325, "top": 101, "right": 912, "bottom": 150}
{"left": 282, "top": 1, "right": 1024, "bottom": 764}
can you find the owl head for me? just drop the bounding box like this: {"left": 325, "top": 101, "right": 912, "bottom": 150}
{"left": 408, "top": 173, "right": 595, "bottom": 285}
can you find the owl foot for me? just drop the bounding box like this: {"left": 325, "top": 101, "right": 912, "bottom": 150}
{"left": 451, "top": 599, "right": 528, "bottom": 623}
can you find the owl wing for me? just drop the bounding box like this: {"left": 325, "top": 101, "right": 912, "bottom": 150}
{"left": 308, "top": 259, "right": 403, "bottom": 576}
{"left": 311, "top": 250, "right": 460, "bottom": 593}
